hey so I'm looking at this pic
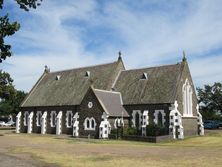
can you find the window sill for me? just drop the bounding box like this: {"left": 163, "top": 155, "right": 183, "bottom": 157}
{"left": 182, "top": 115, "right": 196, "bottom": 118}
{"left": 84, "top": 128, "right": 96, "bottom": 131}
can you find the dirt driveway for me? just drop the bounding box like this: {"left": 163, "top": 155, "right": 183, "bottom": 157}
{"left": 0, "top": 153, "right": 56, "bottom": 167}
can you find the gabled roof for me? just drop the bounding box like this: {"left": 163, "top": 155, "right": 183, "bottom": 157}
{"left": 93, "top": 88, "right": 129, "bottom": 117}
{"left": 114, "top": 63, "right": 183, "bottom": 105}
{"left": 21, "top": 60, "right": 124, "bottom": 107}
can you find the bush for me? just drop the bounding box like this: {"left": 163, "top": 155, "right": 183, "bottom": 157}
{"left": 110, "top": 128, "right": 124, "bottom": 139}
{"left": 146, "top": 124, "right": 168, "bottom": 136}
{"left": 123, "top": 127, "right": 138, "bottom": 136}
{"left": 110, "top": 129, "right": 117, "bottom": 134}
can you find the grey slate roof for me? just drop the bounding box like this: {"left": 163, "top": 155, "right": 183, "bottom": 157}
{"left": 21, "top": 60, "right": 123, "bottom": 107}
{"left": 114, "top": 63, "right": 182, "bottom": 105}
{"left": 93, "top": 89, "right": 129, "bottom": 117}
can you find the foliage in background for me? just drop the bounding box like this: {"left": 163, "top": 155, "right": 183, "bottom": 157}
{"left": 0, "top": 0, "right": 39, "bottom": 116}
{"left": 123, "top": 127, "right": 138, "bottom": 136}
{"left": 0, "top": 90, "right": 27, "bottom": 116}
{"left": 0, "top": 0, "right": 43, "bottom": 62}
{"left": 197, "top": 82, "right": 222, "bottom": 120}
{"left": 0, "top": 70, "right": 27, "bottom": 116}
{"left": 0, "top": 70, "right": 15, "bottom": 99}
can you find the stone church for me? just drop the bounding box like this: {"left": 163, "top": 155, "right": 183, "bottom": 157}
{"left": 16, "top": 53, "right": 204, "bottom": 139}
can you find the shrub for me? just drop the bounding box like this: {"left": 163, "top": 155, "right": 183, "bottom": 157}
{"left": 146, "top": 124, "right": 168, "bottom": 136}
{"left": 123, "top": 127, "right": 138, "bottom": 136}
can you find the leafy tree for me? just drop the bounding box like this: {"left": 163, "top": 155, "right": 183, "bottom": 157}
{"left": 0, "top": 90, "right": 27, "bottom": 116}
{"left": 0, "top": 70, "right": 27, "bottom": 115}
{"left": 0, "top": 0, "right": 41, "bottom": 116}
{"left": 0, "top": 0, "right": 43, "bottom": 62}
{"left": 197, "top": 82, "right": 222, "bottom": 120}
{"left": 0, "top": 70, "right": 15, "bottom": 99}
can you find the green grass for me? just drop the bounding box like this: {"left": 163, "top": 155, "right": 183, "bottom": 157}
{"left": 5, "top": 130, "right": 222, "bottom": 167}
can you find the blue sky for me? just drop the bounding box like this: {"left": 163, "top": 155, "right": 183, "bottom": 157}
{"left": 1, "top": 0, "right": 222, "bottom": 92}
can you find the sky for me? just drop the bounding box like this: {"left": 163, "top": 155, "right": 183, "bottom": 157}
{"left": 1, "top": 0, "right": 222, "bottom": 92}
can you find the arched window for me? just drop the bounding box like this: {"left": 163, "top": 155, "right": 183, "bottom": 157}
{"left": 183, "top": 79, "right": 193, "bottom": 116}
{"left": 158, "top": 112, "right": 163, "bottom": 126}
{"left": 84, "top": 117, "right": 96, "bottom": 130}
{"left": 66, "top": 111, "right": 73, "bottom": 128}
{"left": 52, "top": 113, "right": 56, "bottom": 126}
{"left": 36, "top": 111, "right": 42, "bottom": 127}
{"left": 135, "top": 112, "right": 140, "bottom": 129}
{"left": 154, "top": 110, "right": 165, "bottom": 126}
{"left": 24, "top": 111, "right": 29, "bottom": 126}
{"left": 132, "top": 110, "right": 142, "bottom": 129}
{"left": 91, "top": 119, "right": 95, "bottom": 129}
{"left": 87, "top": 119, "right": 90, "bottom": 128}
{"left": 114, "top": 118, "right": 124, "bottom": 129}
{"left": 50, "top": 111, "right": 57, "bottom": 127}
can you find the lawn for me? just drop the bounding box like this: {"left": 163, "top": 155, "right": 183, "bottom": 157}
{"left": 0, "top": 130, "right": 222, "bottom": 167}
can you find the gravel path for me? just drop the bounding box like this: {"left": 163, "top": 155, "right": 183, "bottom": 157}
{"left": 0, "top": 130, "right": 58, "bottom": 167}
{"left": 0, "top": 153, "right": 42, "bottom": 167}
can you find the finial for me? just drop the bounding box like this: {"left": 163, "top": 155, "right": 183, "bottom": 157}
{"left": 44, "top": 65, "right": 50, "bottom": 73}
{"left": 118, "top": 51, "right": 122, "bottom": 61}
{"left": 182, "top": 51, "right": 187, "bottom": 62}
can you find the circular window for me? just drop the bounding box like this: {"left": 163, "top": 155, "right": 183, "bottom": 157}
{"left": 88, "top": 102, "right": 93, "bottom": 108}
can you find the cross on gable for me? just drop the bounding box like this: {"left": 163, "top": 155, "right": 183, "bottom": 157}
{"left": 102, "top": 112, "right": 108, "bottom": 120}
{"left": 174, "top": 100, "right": 178, "bottom": 110}
{"left": 73, "top": 112, "right": 79, "bottom": 121}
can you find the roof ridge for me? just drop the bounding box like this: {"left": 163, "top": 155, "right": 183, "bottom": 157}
{"left": 94, "top": 88, "right": 121, "bottom": 94}
{"left": 91, "top": 88, "right": 110, "bottom": 115}
{"left": 50, "top": 60, "right": 118, "bottom": 74}
{"left": 122, "top": 62, "right": 181, "bottom": 72}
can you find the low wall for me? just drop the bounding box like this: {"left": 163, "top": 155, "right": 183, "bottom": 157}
{"left": 122, "top": 135, "right": 173, "bottom": 143}
{"left": 0, "top": 127, "right": 16, "bottom": 130}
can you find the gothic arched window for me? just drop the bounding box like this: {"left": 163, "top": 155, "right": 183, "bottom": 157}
{"left": 84, "top": 117, "right": 96, "bottom": 130}
{"left": 36, "top": 111, "right": 42, "bottom": 127}
{"left": 66, "top": 111, "right": 73, "bottom": 128}
{"left": 50, "top": 111, "right": 57, "bottom": 127}
{"left": 183, "top": 79, "right": 193, "bottom": 116}
{"left": 158, "top": 112, "right": 163, "bottom": 126}
{"left": 24, "top": 111, "right": 29, "bottom": 126}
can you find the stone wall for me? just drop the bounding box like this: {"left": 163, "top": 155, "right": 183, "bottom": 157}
{"left": 123, "top": 103, "right": 171, "bottom": 129}
{"left": 20, "top": 106, "right": 77, "bottom": 135}
{"left": 122, "top": 135, "right": 173, "bottom": 143}
{"left": 108, "top": 117, "right": 130, "bottom": 129}
{"left": 182, "top": 117, "right": 198, "bottom": 136}
{"left": 78, "top": 88, "right": 105, "bottom": 138}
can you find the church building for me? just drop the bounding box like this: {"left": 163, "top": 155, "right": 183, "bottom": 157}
{"left": 16, "top": 53, "right": 204, "bottom": 139}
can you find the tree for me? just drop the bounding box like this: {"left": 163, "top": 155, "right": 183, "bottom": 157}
{"left": 0, "top": 70, "right": 27, "bottom": 116}
{"left": 197, "top": 82, "right": 222, "bottom": 120}
{"left": 0, "top": 70, "right": 15, "bottom": 100}
{"left": 0, "top": 90, "right": 27, "bottom": 116}
{"left": 0, "top": 0, "right": 41, "bottom": 116}
{"left": 0, "top": 0, "right": 43, "bottom": 62}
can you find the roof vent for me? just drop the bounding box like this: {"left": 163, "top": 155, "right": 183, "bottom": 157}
{"left": 141, "top": 72, "right": 148, "bottom": 80}
{"left": 56, "top": 75, "right": 61, "bottom": 80}
{"left": 85, "top": 71, "right": 90, "bottom": 77}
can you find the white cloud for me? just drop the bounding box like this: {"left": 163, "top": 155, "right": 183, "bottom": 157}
{"left": 2, "top": 0, "right": 222, "bottom": 91}
{"left": 189, "top": 55, "right": 222, "bottom": 87}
